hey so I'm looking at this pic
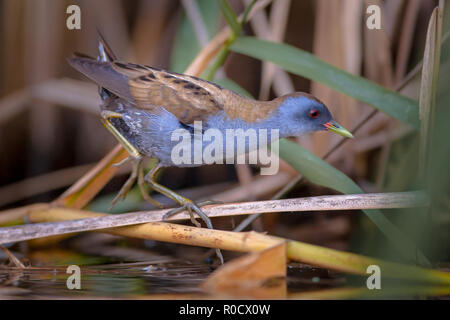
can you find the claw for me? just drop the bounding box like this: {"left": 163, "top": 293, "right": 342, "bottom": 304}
{"left": 163, "top": 201, "right": 202, "bottom": 228}
{"left": 162, "top": 199, "right": 224, "bottom": 264}
{"left": 112, "top": 156, "right": 132, "bottom": 167}
{"left": 197, "top": 200, "right": 223, "bottom": 206}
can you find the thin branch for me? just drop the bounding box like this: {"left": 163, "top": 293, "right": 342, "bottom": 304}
{"left": 32, "top": 78, "right": 100, "bottom": 115}
{"left": 0, "top": 88, "right": 31, "bottom": 125}
{"left": 0, "top": 191, "right": 428, "bottom": 244}
{"left": 0, "top": 245, "right": 25, "bottom": 268}
{"left": 0, "top": 164, "right": 94, "bottom": 207}
{"left": 353, "top": 125, "right": 413, "bottom": 153}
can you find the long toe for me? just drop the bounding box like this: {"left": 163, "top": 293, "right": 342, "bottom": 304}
{"left": 189, "top": 202, "right": 214, "bottom": 230}
{"left": 162, "top": 206, "right": 184, "bottom": 220}
{"left": 110, "top": 175, "right": 136, "bottom": 207}
{"left": 162, "top": 200, "right": 224, "bottom": 264}
{"left": 197, "top": 200, "right": 223, "bottom": 206}
{"left": 162, "top": 204, "right": 201, "bottom": 227}
{"left": 189, "top": 202, "right": 224, "bottom": 263}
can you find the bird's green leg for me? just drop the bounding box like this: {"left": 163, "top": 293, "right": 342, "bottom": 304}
{"left": 136, "top": 160, "right": 163, "bottom": 208}
{"left": 101, "top": 111, "right": 223, "bottom": 263}
{"left": 144, "top": 164, "right": 201, "bottom": 227}
{"left": 110, "top": 156, "right": 139, "bottom": 206}
{"left": 100, "top": 111, "right": 162, "bottom": 208}
{"left": 100, "top": 111, "right": 141, "bottom": 159}
{"left": 144, "top": 164, "right": 224, "bottom": 264}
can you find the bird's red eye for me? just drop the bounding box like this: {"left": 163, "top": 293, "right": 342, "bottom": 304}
{"left": 309, "top": 109, "right": 320, "bottom": 118}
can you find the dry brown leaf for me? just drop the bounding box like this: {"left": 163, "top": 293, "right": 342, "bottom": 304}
{"left": 201, "top": 243, "right": 287, "bottom": 299}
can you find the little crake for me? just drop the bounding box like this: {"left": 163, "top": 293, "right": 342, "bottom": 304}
{"left": 68, "top": 35, "right": 353, "bottom": 262}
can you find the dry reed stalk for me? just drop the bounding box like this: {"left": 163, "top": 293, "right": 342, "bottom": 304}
{"left": 32, "top": 78, "right": 100, "bottom": 115}
{"left": 310, "top": 0, "right": 356, "bottom": 159}
{"left": 234, "top": 164, "right": 256, "bottom": 200}
{"left": 26, "top": 209, "right": 281, "bottom": 252}
{"left": 25, "top": 0, "right": 64, "bottom": 175}
{"left": 0, "top": 88, "right": 31, "bottom": 125}
{"left": 0, "top": 203, "right": 49, "bottom": 225}
{"left": 4, "top": 197, "right": 449, "bottom": 285}
{"left": 131, "top": 0, "right": 175, "bottom": 65}
{"left": 395, "top": 0, "right": 421, "bottom": 84}
{"left": 357, "top": 1, "right": 395, "bottom": 138}
{"left": 246, "top": 0, "right": 292, "bottom": 100}
{"left": 363, "top": 0, "right": 394, "bottom": 87}
{"left": 0, "top": 164, "right": 94, "bottom": 207}
{"left": 384, "top": 0, "right": 405, "bottom": 41}
{"left": 0, "top": 191, "right": 429, "bottom": 244}
{"left": 2, "top": 0, "right": 24, "bottom": 94}
{"left": 353, "top": 125, "right": 413, "bottom": 153}
{"left": 243, "top": 0, "right": 294, "bottom": 98}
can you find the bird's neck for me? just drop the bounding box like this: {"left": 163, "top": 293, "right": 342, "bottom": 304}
{"left": 205, "top": 97, "right": 297, "bottom": 140}
{"left": 220, "top": 91, "right": 280, "bottom": 123}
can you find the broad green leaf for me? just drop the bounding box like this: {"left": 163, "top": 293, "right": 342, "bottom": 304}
{"left": 231, "top": 37, "right": 420, "bottom": 129}
{"left": 430, "top": 3, "right": 450, "bottom": 261}
{"left": 418, "top": 7, "right": 442, "bottom": 179}
{"left": 278, "top": 138, "right": 430, "bottom": 266}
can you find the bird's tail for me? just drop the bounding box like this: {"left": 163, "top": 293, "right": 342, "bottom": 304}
{"left": 67, "top": 32, "right": 132, "bottom": 102}
{"left": 97, "top": 30, "right": 117, "bottom": 62}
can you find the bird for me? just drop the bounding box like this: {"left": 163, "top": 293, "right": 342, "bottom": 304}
{"left": 68, "top": 35, "right": 353, "bottom": 262}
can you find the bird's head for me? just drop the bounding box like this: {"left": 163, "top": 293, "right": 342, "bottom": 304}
{"left": 272, "top": 93, "right": 353, "bottom": 138}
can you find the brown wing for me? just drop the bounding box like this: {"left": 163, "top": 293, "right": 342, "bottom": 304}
{"left": 68, "top": 55, "right": 280, "bottom": 124}
{"left": 111, "top": 61, "right": 227, "bottom": 124}
{"left": 68, "top": 55, "right": 229, "bottom": 124}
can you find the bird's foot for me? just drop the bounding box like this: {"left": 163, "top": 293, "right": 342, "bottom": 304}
{"left": 110, "top": 156, "right": 163, "bottom": 209}
{"left": 163, "top": 199, "right": 224, "bottom": 264}
{"left": 110, "top": 155, "right": 142, "bottom": 207}
{"left": 163, "top": 199, "right": 216, "bottom": 227}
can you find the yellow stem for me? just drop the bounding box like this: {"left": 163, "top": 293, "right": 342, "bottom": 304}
{"left": 25, "top": 208, "right": 450, "bottom": 286}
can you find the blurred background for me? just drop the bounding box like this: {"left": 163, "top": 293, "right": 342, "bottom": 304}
{"left": 0, "top": 0, "right": 448, "bottom": 297}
